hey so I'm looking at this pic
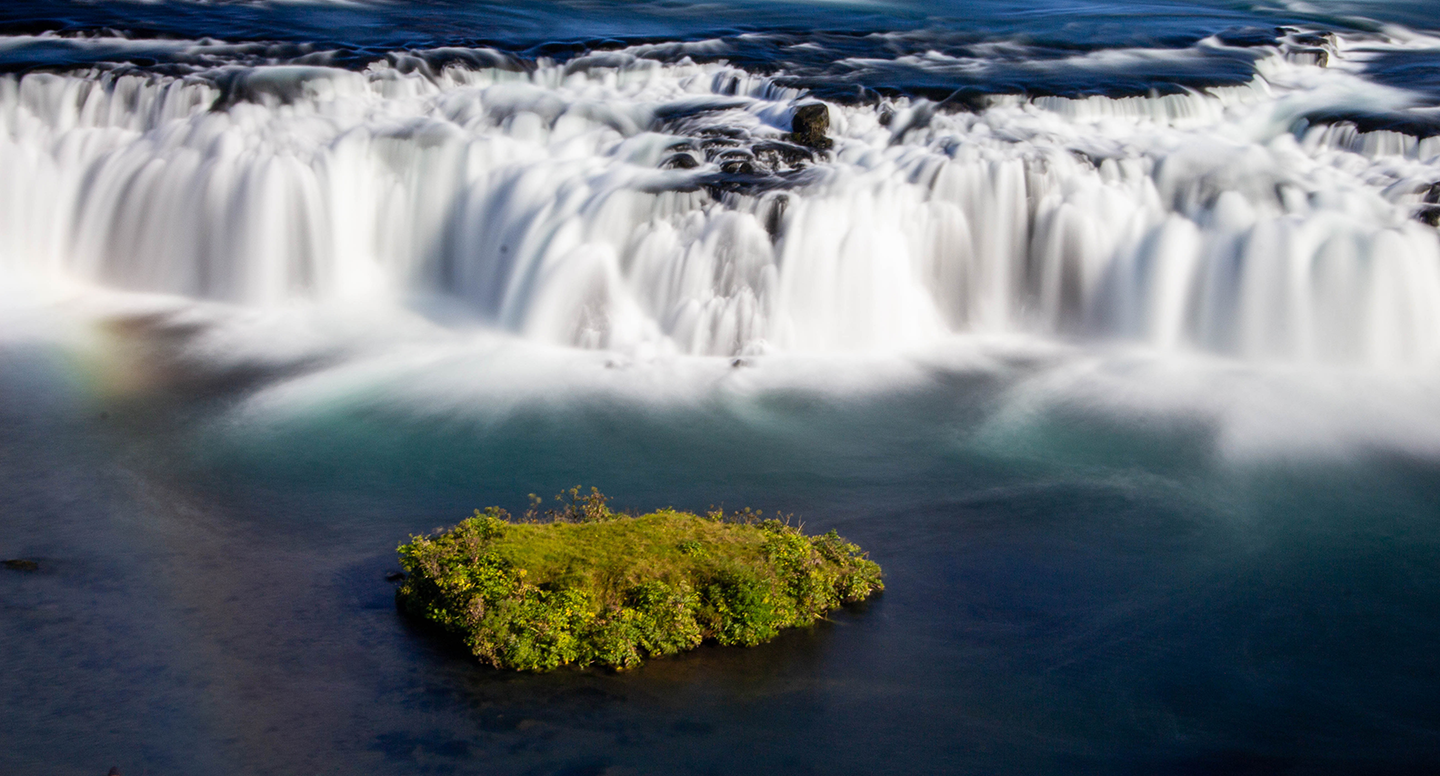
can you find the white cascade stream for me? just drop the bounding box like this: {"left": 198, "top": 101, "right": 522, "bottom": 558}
{"left": 3, "top": 40, "right": 1440, "bottom": 366}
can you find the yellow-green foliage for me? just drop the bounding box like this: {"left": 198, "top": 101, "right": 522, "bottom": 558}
{"left": 395, "top": 490, "right": 883, "bottom": 672}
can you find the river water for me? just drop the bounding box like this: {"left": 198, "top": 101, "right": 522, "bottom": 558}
{"left": 2, "top": 1, "right": 1439, "bottom": 773}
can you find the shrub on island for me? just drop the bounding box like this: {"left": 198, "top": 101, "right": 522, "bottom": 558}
{"left": 395, "top": 488, "right": 883, "bottom": 671}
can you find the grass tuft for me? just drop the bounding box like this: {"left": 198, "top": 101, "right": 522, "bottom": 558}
{"left": 395, "top": 489, "right": 883, "bottom": 671}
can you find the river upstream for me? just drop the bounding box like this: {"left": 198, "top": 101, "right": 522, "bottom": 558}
{"left": 2, "top": 0, "right": 1439, "bottom": 773}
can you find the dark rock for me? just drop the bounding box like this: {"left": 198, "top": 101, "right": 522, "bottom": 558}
{"left": 649, "top": 113, "right": 824, "bottom": 196}
{"left": 761, "top": 195, "right": 789, "bottom": 239}
{"left": 1291, "top": 31, "right": 1337, "bottom": 49}
{"left": 699, "top": 139, "right": 743, "bottom": 156}
{"left": 752, "top": 140, "right": 813, "bottom": 167}
{"left": 788, "top": 103, "right": 833, "bottom": 150}
{"left": 385, "top": 571, "right": 407, "bottom": 582}
{"left": 1425, "top": 182, "right": 1440, "bottom": 204}
{"left": 937, "top": 90, "right": 992, "bottom": 114}
{"left": 109, "top": 768, "right": 122, "bottom": 776}
{"left": 3, "top": 559, "right": 38, "bottom": 572}
{"left": 1300, "top": 110, "right": 1440, "bottom": 138}
{"left": 1285, "top": 47, "right": 1329, "bottom": 67}
{"left": 719, "top": 159, "right": 757, "bottom": 175}
{"left": 661, "top": 153, "right": 700, "bottom": 170}
{"left": 1417, "top": 206, "right": 1440, "bottom": 227}
{"left": 699, "top": 126, "right": 747, "bottom": 140}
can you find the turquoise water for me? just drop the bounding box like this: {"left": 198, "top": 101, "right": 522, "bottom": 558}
{"left": 4, "top": 331, "right": 1439, "bottom": 773}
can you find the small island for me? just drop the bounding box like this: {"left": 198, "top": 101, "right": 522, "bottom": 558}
{"left": 395, "top": 489, "right": 883, "bottom": 671}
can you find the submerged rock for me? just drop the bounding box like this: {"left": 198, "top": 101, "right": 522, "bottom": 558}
{"left": 648, "top": 105, "right": 823, "bottom": 197}
{"left": 395, "top": 490, "right": 882, "bottom": 671}
{"left": 3, "top": 559, "right": 39, "bottom": 572}
{"left": 789, "top": 103, "right": 833, "bottom": 150}
{"left": 1290, "top": 30, "right": 1338, "bottom": 49}
{"left": 661, "top": 152, "right": 700, "bottom": 169}
{"left": 1285, "top": 47, "right": 1329, "bottom": 67}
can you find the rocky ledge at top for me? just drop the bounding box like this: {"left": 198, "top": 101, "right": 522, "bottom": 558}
{"left": 1416, "top": 182, "right": 1440, "bottom": 227}
{"left": 787, "top": 103, "right": 833, "bottom": 150}
{"left": 652, "top": 101, "right": 834, "bottom": 197}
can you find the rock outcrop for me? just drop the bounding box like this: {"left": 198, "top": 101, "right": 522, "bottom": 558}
{"left": 789, "top": 103, "right": 833, "bottom": 150}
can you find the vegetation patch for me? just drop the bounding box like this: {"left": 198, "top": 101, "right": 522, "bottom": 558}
{"left": 395, "top": 488, "right": 883, "bottom": 671}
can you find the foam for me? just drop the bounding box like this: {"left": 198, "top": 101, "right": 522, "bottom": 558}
{"left": 1, "top": 32, "right": 1439, "bottom": 369}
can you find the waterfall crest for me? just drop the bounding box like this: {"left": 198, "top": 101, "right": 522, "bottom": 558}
{"left": 3, "top": 37, "right": 1440, "bottom": 366}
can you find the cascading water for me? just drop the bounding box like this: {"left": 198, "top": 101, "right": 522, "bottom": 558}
{"left": 4, "top": 28, "right": 1440, "bottom": 366}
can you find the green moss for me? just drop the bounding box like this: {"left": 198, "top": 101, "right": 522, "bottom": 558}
{"left": 395, "top": 489, "right": 883, "bottom": 672}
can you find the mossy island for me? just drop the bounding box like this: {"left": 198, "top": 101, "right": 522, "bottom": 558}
{"left": 395, "top": 488, "right": 883, "bottom": 672}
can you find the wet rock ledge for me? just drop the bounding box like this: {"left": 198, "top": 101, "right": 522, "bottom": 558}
{"left": 788, "top": 102, "right": 833, "bottom": 150}
{"left": 394, "top": 489, "right": 882, "bottom": 671}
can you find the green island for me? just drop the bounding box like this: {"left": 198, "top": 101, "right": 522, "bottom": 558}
{"left": 395, "top": 489, "right": 883, "bottom": 671}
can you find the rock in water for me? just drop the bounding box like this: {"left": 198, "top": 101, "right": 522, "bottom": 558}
{"left": 3, "top": 559, "right": 39, "bottom": 572}
{"left": 790, "top": 103, "right": 833, "bottom": 150}
{"left": 661, "top": 152, "right": 699, "bottom": 169}
{"left": 394, "top": 491, "right": 883, "bottom": 671}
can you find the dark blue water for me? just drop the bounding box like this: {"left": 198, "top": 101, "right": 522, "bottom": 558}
{"left": 5, "top": 331, "right": 1440, "bottom": 775}
{"left": 4, "top": 1, "right": 1440, "bottom": 774}
{"left": 2, "top": 0, "right": 1438, "bottom": 100}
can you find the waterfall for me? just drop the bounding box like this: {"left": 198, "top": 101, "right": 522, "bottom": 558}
{"left": 3, "top": 38, "right": 1440, "bottom": 366}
